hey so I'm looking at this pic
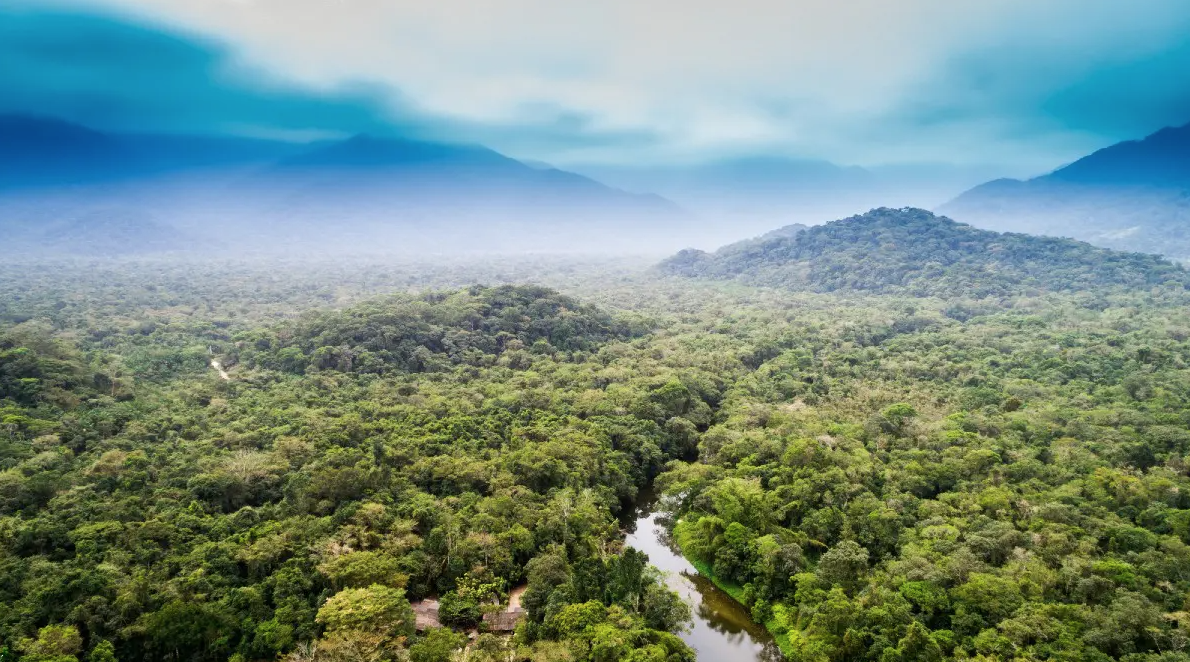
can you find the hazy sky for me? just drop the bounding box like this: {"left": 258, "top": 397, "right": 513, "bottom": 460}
{"left": 6, "top": 0, "right": 1190, "bottom": 172}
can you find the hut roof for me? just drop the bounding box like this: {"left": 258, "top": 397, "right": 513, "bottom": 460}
{"left": 482, "top": 609, "right": 524, "bottom": 632}
{"left": 412, "top": 598, "right": 441, "bottom": 630}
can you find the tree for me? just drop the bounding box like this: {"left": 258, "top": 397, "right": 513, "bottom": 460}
{"left": 408, "top": 628, "right": 465, "bottom": 662}
{"left": 319, "top": 551, "right": 408, "bottom": 590}
{"left": 17, "top": 625, "right": 82, "bottom": 662}
{"left": 316, "top": 584, "right": 415, "bottom": 657}
{"left": 522, "top": 551, "right": 570, "bottom": 621}
{"left": 951, "top": 573, "right": 1023, "bottom": 624}
{"left": 883, "top": 622, "right": 942, "bottom": 662}
{"left": 143, "top": 601, "right": 233, "bottom": 662}
{"left": 606, "top": 549, "right": 648, "bottom": 610}
{"left": 816, "top": 541, "right": 869, "bottom": 592}
{"left": 87, "top": 642, "right": 117, "bottom": 662}
{"left": 640, "top": 574, "right": 691, "bottom": 633}
{"left": 437, "top": 591, "right": 482, "bottom": 629}
{"left": 878, "top": 403, "right": 917, "bottom": 436}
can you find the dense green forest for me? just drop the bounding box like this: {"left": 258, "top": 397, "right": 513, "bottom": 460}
{"left": 2, "top": 228, "right": 1190, "bottom": 662}
{"left": 659, "top": 208, "right": 1188, "bottom": 297}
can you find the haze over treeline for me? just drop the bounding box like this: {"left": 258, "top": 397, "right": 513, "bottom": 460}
{"left": 6, "top": 112, "right": 1190, "bottom": 259}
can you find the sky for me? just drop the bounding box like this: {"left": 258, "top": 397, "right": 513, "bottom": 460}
{"left": 5, "top": 0, "right": 1190, "bottom": 174}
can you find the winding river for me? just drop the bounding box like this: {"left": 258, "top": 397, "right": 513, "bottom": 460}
{"left": 624, "top": 489, "right": 783, "bottom": 661}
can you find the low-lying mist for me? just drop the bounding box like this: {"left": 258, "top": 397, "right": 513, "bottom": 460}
{"left": 1, "top": 178, "right": 962, "bottom": 261}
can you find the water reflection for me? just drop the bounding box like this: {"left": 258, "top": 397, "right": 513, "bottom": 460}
{"left": 624, "top": 492, "right": 784, "bottom": 662}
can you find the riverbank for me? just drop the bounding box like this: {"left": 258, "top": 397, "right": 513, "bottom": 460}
{"left": 625, "top": 498, "right": 783, "bottom": 661}
{"left": 673, "top": 524, "right": 796, "bottom": 659}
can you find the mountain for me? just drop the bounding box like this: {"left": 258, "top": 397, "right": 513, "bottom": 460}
{"left": 758, "top": 223, "right": 810, "bottom": 240}
{"left": 0, "top": 115, "right": 127, "bottom": 188}
{"left": 659, "top": 207, "right": 1188, "bottom": 297}
{"left": 0, "top": 114, "right": 304, "bottom": 190}
{"left": 578, "top": 157, "right": 875, "bottom": 221}
{"left": 941, "top": 122, "right": 1190, "bottom": 260}
{"left": 40, "top": 208, "right": 197, "bottom": 256}
{"left": 276, "top": 133, "right": 514, "bottom": 172}
{"left": 1048, "top": 123, "right": 1190, "bottom": 187}
{"left": 577, "top": 157, "right": 1009, "bottom": 246}
{"left": 240, "top": 134, "right": 688, "bottom": 254}
{"left": 267, "top": 134, "right": 678, "bottom": 209}
{"left": 0, "top": 115, "right": 689, "bottom": 256}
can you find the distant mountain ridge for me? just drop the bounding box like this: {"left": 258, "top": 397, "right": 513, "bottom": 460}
{"left": 41, "top": 208, "right": 198, "bottom": 256}
{"left": 0, "top": 114, "right": 688, "bottom": 255}
{"left": 659, "top": 207, "right": 1188, "bottom": 297}
{"left": 575, "top": 157, "right": 1007, "bottom": 241}
{"left": 577, "top": 157, "right": 879, "bottom": 228}
{"left": 0, "top": 114, "right": 305, "bottom": 189}
{"left": 267, "top": 133, "right": 676, "bottom": 208}
{"left": 942, "top": 122, "right": 1190, "bottom": 260}
{"left": 1048, "top": 123, "right": 1190, "bottom": 187}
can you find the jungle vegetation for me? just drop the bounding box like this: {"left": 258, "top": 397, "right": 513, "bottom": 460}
{"left": 658, "top": 207, "right": 1188, "bottom": 298}
{"left": 2, "top": 213, "right": 1190, "bottom": 662}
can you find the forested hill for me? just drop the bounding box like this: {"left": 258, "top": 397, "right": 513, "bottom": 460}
{"left": 659, "top": 207, "right": 1188, "bottom": 297}
{"left": 230, "top": 285, "right": 647, "bottom": 376}
{"left": 0, "top": 283, "right": 699, "bottom": 662}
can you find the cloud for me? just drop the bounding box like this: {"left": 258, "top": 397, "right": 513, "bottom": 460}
{"left": 863, "top": 2, "right": 1190, "bottom": 170}
{"left": 0, "top": 2, "right": 665, "bottom": 159}
{"left": 9, "top": 0, "right": 1190, "bottom": 169}
{"left": 0, "top": 3, "right": 408, "bottom": 138}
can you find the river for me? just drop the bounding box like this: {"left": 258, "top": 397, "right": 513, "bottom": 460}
{"left": 624, "top": 489, "right": 783, "bottom": 661}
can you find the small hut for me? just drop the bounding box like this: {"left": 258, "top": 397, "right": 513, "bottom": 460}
{"left": 482, "top": 610, "right": 523, "bottom": 632}
{"left": 412, "top": 598, "right": 441, "bottom": 630}
{"left": 482, "top": 585, "right": 527, "bottom": 632}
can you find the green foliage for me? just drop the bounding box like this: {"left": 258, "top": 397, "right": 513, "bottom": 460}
{"left": 409, "top": 628, "right": 466, "bottom": 662}
{"left": 316, "top": 585, "right": 415, "bottom": 640}
{"left": 238, "top": 285, "right": 643, "bottom": 376}
{"left": 3, "top": 254, "right": 1190, "bottom": 662}
{"left": 84, "top": 642, "right": 115, "bottom": 662}
{"left": 17, "top": 625, "right": 82, "bottom": 662}
{"left": 438, "top": 591, "right": 483, "bottom": 629}
{"left": 657, "top": 282, "right": 1190, "bottom": 661}
{"left": 660, "top": 207, "right": 1189, "bottom": 297}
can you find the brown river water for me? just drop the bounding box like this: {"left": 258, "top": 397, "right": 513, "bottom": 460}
{"left": 623, "top": 490, "right": 784, "bottom": 661}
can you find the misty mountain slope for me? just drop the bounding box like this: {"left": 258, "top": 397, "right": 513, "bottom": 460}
{"left": 575, "top": 157, "right": 1005, "bottom": 245}
{"left": 662, "top": 221, "right": 811, "bottom": 275}
{"left": 1049, "top": 123, "right": 1190, "bottom": 187}
{"left": 0, "top": 114, "right": 685, "bottom": 214}
{"left": 942, "top": 122, "right": 1190, "bottom": 260}
{"left": 582, "top": 156, "right": 874, "bottom": 200}
{"left": 659, "top": 207, "right": 1187, "bottom": 297}
{"left": 276, "top": 133, "right": 513, "bottom": 172}
{"left": 229, "top": 133, "right": 692, "bottom": 254}
{"left": 268, "top": 133, "right": 682, "bottom": 209}
{"left": 38, "top": 208, "right": 200, "bottom": 256}
{"left": 758, "top": 222, "right": 810, "bottom": 240}
{"left": 576, "top": 157, "right": 879, "bottom": 235}
{"left": 0, "top": 115, "right": 128, "bottom": 188}
{"left": 1, "top": 116, "right": 692, "bottom": 255}
{"left": 0, "top": 114, "right": 304, "bottom": 190}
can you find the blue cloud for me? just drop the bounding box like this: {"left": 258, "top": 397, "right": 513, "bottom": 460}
{"left": 4, "top": 1, "right": 1190, "bottom": 170}
{"left": 1043, "top": 41, "right": 1190, "bottom": 138}
{"left": 0, "top": 3, "right": 410, "bottom": 137}
{"left": 875, "top": 15, "right": 1190, "bottom": 165}
{"left": 0, "top": 1, "right": 668, "bottom": 165}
